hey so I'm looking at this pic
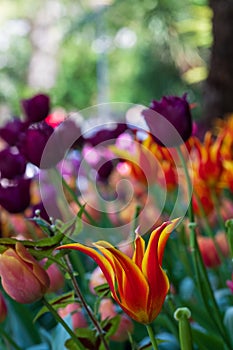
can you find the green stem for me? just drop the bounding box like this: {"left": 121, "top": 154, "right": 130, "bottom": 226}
{"left": 0, "top": 326, "right": 23, "bottom": 350}
{"left": 53, "top": 168, "right": 98, "bottom": 226}
{"left": 64, "top": 255, "right": 110, "bottom": 350}
{"left": 211, "top": 189, "right": 226, "bottom": 232}
{"left": 146, "top": 324, "right": 158, "bottom": 350}
{"left": 42, "top": 297, "right": 85, "bottom": 350}
{"left": 176, "top": 146, "right": 231, "bottom": 349}
{"left": 61, "top": 174, "right": 98, "bottom": 226}
{"left": 176, "top": 147, "right": 194, "bottom": 222}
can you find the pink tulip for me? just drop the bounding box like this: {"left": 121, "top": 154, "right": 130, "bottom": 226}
{"left": 0, "top": 242, "right": 50, "bottom": 303}
{"left": 58, "top": 303, "right": 87, "bottom": 329}
{"left": 99, "top": 298, "right": 134, "bottom": 342}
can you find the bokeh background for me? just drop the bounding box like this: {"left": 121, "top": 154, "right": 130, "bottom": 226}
{"left": 0, "top": 0, "right": 232, "bottom": 126}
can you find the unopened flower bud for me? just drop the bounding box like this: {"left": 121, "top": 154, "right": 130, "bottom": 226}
{"left": 99, "top": 298, "right": 134, "bottom": 342}
{"left": 58, "top": 303, "right": 87, "bottom": 329}
{"left": 0, "top": 242, "right": 50, "bottom": 303}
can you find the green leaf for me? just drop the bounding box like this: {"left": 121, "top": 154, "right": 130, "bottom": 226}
{"left": 66, "top": 329, "right": 96, "bottom": 350}
{"left": 94, "top": 283, "right": 111, "bottom": 298}
{"left": 101, "top": 315, "right": 120, "bottom": 339}
{"left": 0, "top": 232, "right": 64, "bottom": 259}
{"left": 65, "top": 339, "right": 80, "bottom": 350}
{"left": 191, "top": 327, "right": 224, "bottom": 349}
{"left": 55, "top": 214, "right": 82, "bottom": 240}
{"left": 33, "top": 292, "right": 75, "bottom": 322}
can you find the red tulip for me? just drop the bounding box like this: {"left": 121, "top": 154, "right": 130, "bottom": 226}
{"left": 57, "top": 219, "right": 179, "bottom": 324}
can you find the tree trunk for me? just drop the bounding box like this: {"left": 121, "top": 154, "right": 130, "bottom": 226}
{"left": 203, "top": 0, "right": 233, "bottom": 124}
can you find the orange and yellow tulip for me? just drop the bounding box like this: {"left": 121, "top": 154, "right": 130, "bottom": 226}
{"left": 57, "top": 219, "right": 179, "bottom": 324}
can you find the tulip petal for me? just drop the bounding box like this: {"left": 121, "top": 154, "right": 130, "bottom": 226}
{"left": 157, "top": 218, "right": 180, "bottom": 265}
{"left": 57, "top": 244, "right": 116, "bottom": 295}
{"left": 95, "top": 241, "right": 149, "bottom": 321}
{"left": 132, "top": 233, "right": 145, "bottom": 269}
{"left": 15, "top": 243, "right": 49, "bottom": 290}
{"left": 141, "top": 220, "right": 179, "bottom": 321}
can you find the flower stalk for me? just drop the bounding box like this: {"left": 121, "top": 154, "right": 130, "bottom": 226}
{"left": 63, "top": 255, "right": 110, "bottom": 350}
{"left": 174, "top": 307, "right": 193, "bottom": 350}
{"left": 42, "top": 296, "right": 85, "bottom": 350}
{"left": 177, "top": 145, "right": 232, "bottom": 349}
{"left": 145, "top": 324, "right": 158, "bottom": 350}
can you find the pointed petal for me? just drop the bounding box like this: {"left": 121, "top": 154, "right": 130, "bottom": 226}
{"left": 57, "top": 243, "right": 116, "bottom": 294}
{"left": 95, "top": 241, "right": 150, "bottom": 322}
{"left": 157, "top": 218, "right": 180, "bottom": 265}
{"left": 141, "top": 219, "right": 180, "bottom": 322}
{"left": 132, "top": 234, "right": 145, "bottom": 269}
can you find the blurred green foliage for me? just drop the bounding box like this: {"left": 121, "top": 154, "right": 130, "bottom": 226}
{"left": 0, "top": 0, "right": 210, "bottom": 118}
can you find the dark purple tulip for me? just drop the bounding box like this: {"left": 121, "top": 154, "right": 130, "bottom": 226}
{"left": 21, "top": 94, "right": 50, "bottom": 124}
{"left": 0, "top": 118, "right": 28, "bottom": 146}
{"left": 0, "top": 178, "right": 31, "bottom": 213}
{"left": 19, "top": 122, "right": 55, "bottom": 168}
{"left": 97, "top": 160, "right": 114, "bottom": 182}
{"left": 85, "top": 123, "right": 128, "bottom": 147}
{"left": 142, "top": 94, "right": 193, "bottom": 147}
{"left": 0, "top": 148, "right": 26, "bottom": 179}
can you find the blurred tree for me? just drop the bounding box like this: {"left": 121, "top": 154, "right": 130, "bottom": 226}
{"left": 0, "top": 0, "right": 211, "bottom": 120}
{"left": 203, "top": 0, "right": 233, "bottom": 123}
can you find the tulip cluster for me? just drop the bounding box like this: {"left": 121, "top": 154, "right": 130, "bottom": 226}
{"left": 0, "top": 92, "right": 233, "bottom": 350}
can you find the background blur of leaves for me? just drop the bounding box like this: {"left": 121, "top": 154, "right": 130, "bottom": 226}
{"left": 0, "top": 0, "right": 210, "bottom": 118}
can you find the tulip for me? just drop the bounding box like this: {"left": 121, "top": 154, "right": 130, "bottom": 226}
{"left": 58, "top": 303, "right": 87, "bottom": 329}
{"left": 0, "top": 242, "right": 50, "bottom": 303}
{"left": 57, "top": 219, "right": 179, "bottom": 324}
{"left": 0, "top": 118, "right": 28, "bottom": 146}
{"left": 89, "top": 266, "right": 107, "bottom": 295}
{"left": 0, "top": 291, "right": 7, "bottom": 323}
{"left": 19, "top": 121, "right": 54, "bottom": 168}
{"left": 40, "top": 256, "right": 65, "bottom": 293}
{"left": 99, "top": 298, "right": 134, "bottom": 342}
{"left": 0, "top": 148, "right": 26, "bottom": 179}
{"left": 45, "top": 262, "right": 65, "bottom": 293}
{"left": 142, "top": 94, "right": 192, "bottom": 147}
{"left": 197, "top": 232, "right": 229, "bottom": 268}
{"left": 21, "top": 94, "right": 50, "bottom": 124}
{"left": 0, "top": 178, "right": 31, "bottom": 213}
{"left": 84, "top": 123, "right": 127, "bottom": 147}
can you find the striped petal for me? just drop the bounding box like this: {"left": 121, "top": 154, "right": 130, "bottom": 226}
{"left": 141, "top": 220, "right": 179, "bottom": 322}
{"left": 57, "top": 243, "right": 116, "bottom": 295}
{"left": 157, "top": 218, "right": 180, "bottom": 265}
{"left": 95, "top": 241, "right": 150, "bottom": 322}
{"left": 132, "top": 233, "right": 145, "bottom": 269}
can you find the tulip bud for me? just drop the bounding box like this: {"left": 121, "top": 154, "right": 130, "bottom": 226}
{"left": 142, "top": 94, "right": 193, "bottom": 147}
{"left": 0, "top": 291, "right": 7, "bottom": 323}
{"left": 89, "top": 266, "right": 107, "bottom": 294}
{"left": 0, "top": 118, "right": 28, "bottom": 146}
{"left": 99, "top": 298, "right": 134, "bottom": 342}
{"left": 19, "top": 122, "right": 54, "bottom": 168}
{"left": 0, "top": 178, "right": 31, "bottom": 213}
{"left": 0, "top": 242, "right": 50, "bottom": 303}
{"left": 0, "top": 148, "right": 26, "bottom": 179}
{"left": 21, "top": 94, "right": 50, "bottom": 124}
{"left": 58, "top": 303, "right": 87, "bottom": 329}
{"left": 42, "top": 260, "right": 65, "bottom": 293}
{"left": 197, "top": 233, "right": 229, "bottom": 268}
